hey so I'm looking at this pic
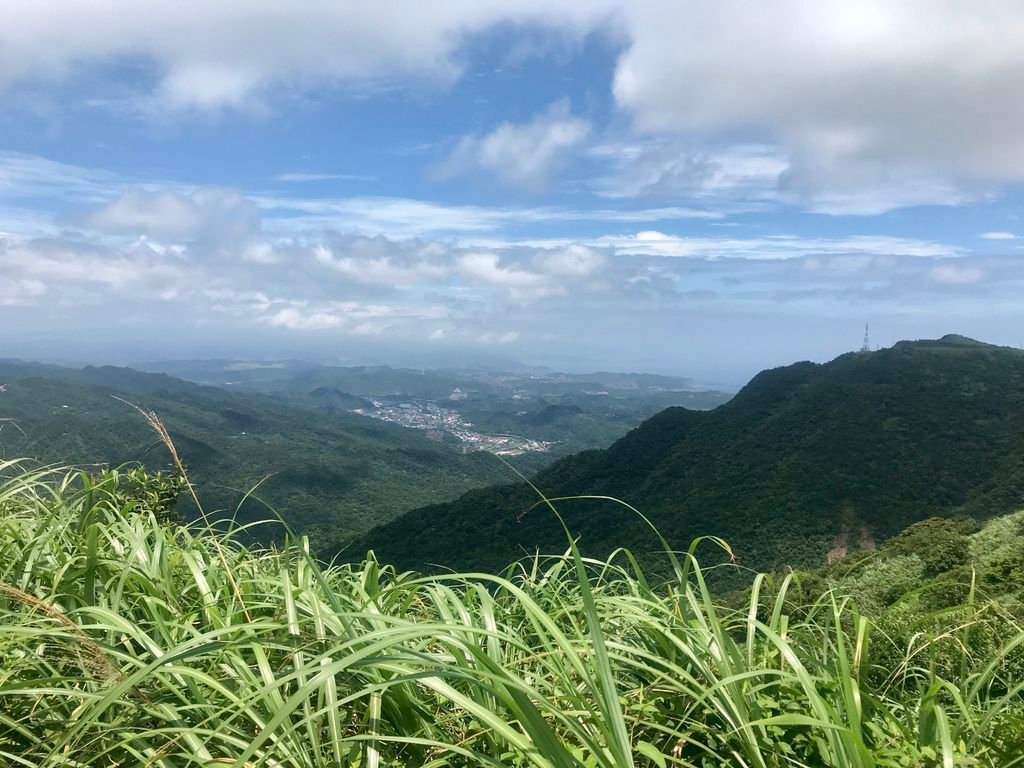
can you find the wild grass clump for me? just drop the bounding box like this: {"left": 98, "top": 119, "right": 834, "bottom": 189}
{"left": 0, "top": 460, "right": 1022, "bottom": 766}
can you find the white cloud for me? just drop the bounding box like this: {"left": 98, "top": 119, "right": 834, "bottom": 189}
{"left": 240, "top": 240, "right": 282, "bottom": 264}
{"left": 610, "top": 1, "right": 1024, "bottom": 210}
{"left": 437, "top": 100, "right": 590, "bottom": 188}
{"left": 479, "top": 331, "right": 519, "bottom": 344}
{"left": 593, "top": 231, "right": 960, "bottom": 261}
{"left": 981, "top": 231, "right": 1017, "bottom": 240}
{"left": 458, "top": 252, "right": 546, "bottom": 288}
{"left": 255, "top": 194, "right": 720, "bottom": 237}
{"left": 313, "top": 242, "right": 448, "bottom": 285}
{"left": 591, "top": 141, "right": 788, "bottom": 202}
{"left": 84, "top": 190, "right": 206, "bottom": 239}
{"left": 265, "top": 307, "right": 345, "bottom": 331}
{"left": 533, "top": 244, "right": 606, "bottom": 277}
{"left": 0, "top": 2, "right": 614, "bottom": 111}
{"left": 0, "top": 235, "right": 194, "bottom": 303}
{"left": 81, "top": 188, "right": 289, "bottom": 265}
{"left": 0, "top": 276, "right": 47, "bottom": 306}
{"left": 6, "top": 4, "right": 1024, "bottom": 214}
{"left": 276, "top": 173, "right": 377, "bottom": 183}
{"left": 84, "top": 188, "right": 261, "bottom": 242}
{"left": 929, "top": 265, "right": 983, "bottom": 285}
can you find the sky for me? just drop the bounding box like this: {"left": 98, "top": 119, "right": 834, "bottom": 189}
{"left": 3, "top": 2, "right": 1024, "bottom": 384}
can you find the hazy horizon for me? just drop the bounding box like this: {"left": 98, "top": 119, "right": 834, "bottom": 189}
{"left": 3, "top": 327, "right": 1011, "bottom": 391}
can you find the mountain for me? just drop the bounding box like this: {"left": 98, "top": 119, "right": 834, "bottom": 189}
{"left": 0, "top": 361, "right": 513, "bottom": 543}
{"left": 523, "top": 403, "right": 585, "bottom": 425}
{"left": 351, "top": 336, "right": 1024, "bottom": 578}
{"left": 139, "top": 358, "right": 732, "bottom": 463}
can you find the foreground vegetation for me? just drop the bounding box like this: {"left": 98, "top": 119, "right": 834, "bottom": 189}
{"left": 2, "top": 461, "right": 1023, "bottom": 766}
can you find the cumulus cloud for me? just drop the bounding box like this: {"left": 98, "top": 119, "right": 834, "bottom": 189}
{"left": 266, "top": 307, "right": 345, "bottom": 331}
{"left": 611, "top": 1, "right": 1024, "bottom": 211}
{"left": 0, "top": 2, "right": 614, "bottom": 111}
{"left": 312, "top": 237, "right": 449, "bottom": 285}
{"left": 81, "top": 187, "right": 286, "bottom": 264}
{"left": 437, "top": 100, "right": 590, "bottom": 188}
{"left": 84, "top": 188, "right": 259, "bottom": 240}
{"left": 84, "top": 190, "right": 207, "bottom": 239}
{"left": 4, "top": 212, "right": 1021, "bottom": 371}
{"left": 458, "top": 252, "right": 549, "bottom": 290}
{"left": 533, "top": 244, "right": 606, "bottom": 277}
{"left": 8, "top": 4, "right": 1024, "bottom": 213}
{"left": 0, "top": 235, "right": 194, "bottom": 303}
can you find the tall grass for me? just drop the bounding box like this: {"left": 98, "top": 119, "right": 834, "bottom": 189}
{"left": 0, "top": 460, "right": 1022, "bottom": 766}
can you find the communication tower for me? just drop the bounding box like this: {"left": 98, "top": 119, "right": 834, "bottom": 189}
{"left": 860, "top": 323, "right": 871, "bottom": 353}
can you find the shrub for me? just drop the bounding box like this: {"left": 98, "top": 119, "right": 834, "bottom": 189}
{"left": 0, "top": 463, "right": 1021, "bottom": 766}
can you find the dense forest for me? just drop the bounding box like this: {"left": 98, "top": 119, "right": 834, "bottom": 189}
{"left": 0, "top": 360, "right": 513, "bottom": 541}
{"left": 353, "top": 336, "right": 1024, "bottom": 580}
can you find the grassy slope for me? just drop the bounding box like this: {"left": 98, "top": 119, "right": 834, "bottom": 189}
{"left": 353, "top": 336, "right": 1024, "bottom": 576}
{"left": 1, "top": 463, "right": 1022, "bottom": 765}
{"left": 0, "top": 362, "right": 513, "bottom": 541}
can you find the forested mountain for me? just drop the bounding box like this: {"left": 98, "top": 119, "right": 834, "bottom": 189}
{"left": 141, "top": 359, "right": 731, "bottom": 463}
{"left": 0, "top": 361, "right": 512, "bottom": 541}
{"left": 352, "top": 335, "right": 1024, "bottom": 577}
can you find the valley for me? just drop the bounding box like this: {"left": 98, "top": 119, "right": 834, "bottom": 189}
{"left": 0, "top": 358, "right": 729, "bottom": 547}
{"left": 353, "top": 397, "right": 554, "bottom": 455}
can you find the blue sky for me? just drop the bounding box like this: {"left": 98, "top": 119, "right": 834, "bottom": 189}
{"left": 3, "top": 2, "right": 1024, "bottom": 383}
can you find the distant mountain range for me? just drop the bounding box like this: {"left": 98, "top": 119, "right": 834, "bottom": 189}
{"left": 0, "top": 360, "right": 512, "bottom": 542}
{"left": 138, "top": 358, "right": 731, "bottom": 462}
{"left": 351, "top": 335, "right": 1024, "bottom": 579}
{"left": 0, "top": 358, "right": 727, "bottom": 549}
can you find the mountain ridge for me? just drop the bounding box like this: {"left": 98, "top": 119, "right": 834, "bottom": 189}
{"left": 351, "top": 336, "right": 1024, "bottom": 577}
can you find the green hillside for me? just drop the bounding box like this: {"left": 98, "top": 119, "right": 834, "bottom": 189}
{"left": 0, "top": 361, "right": 512, "bottom": 542}
{"left": 813, "top": 511, "right": 1024, "bottom": 612}
{"left": 352, "top": 336, "right": 1024, "bottom": 577}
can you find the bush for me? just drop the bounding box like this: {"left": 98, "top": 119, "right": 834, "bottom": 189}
{"left": 0, "top": 464, "right": 1021, "bottom": 766}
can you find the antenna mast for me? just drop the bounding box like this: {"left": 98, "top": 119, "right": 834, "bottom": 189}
{"left": 860, "top": 323, "right": 871, "bottom": 353}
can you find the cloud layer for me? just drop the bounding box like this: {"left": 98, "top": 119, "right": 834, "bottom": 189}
{"left": 6, "top": 1, "right": 1024, "bottom": 209}
{"left": 3, "top": 171, "right": 1011, "bottom": 369}
{"left": 0, "top": 2, "right": 612, "bottom": 110}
